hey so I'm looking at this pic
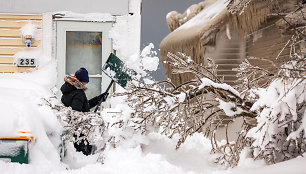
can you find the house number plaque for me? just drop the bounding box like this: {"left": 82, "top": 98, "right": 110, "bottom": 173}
{"left": 16, "top": 58, "right": 37, "bottom": 67}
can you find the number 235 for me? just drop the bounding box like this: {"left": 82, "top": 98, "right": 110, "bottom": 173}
{"left": 20, "top": 59, "right": 35, "bottom": 65}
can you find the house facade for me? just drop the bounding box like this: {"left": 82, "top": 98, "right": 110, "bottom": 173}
{"left": 0, "top": 0, "right": 142, "bottom": 99}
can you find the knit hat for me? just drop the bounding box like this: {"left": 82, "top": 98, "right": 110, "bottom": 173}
{"left": 75, "top": 67, "right": 89, "bottom": 83}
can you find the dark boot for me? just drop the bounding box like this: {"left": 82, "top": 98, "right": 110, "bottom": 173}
{"left": 74, "top": 139, "right": 93, "bottom": 156}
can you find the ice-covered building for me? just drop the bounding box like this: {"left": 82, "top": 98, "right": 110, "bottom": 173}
{"left": 160, "top": 0, "right": 305, "bottom": 137}
{"left": 0, "top": 0, "right": 142, "bottom": 99}
{"left": 160, "top": 0, "right": 305, "bottom": 86}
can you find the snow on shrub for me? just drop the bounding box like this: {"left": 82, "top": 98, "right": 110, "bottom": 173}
{"left": 113, "top": 41, "right": 305, "bottom": 167}
{"left": 247, "top": 78, "right": 305, "bottom": 164}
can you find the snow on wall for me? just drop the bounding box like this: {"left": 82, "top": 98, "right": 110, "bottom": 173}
{"left": 109, "top": 0, "right": 154, "bottom": 78}
{"left": 129, "top": 0, "right": 141, "bottom": 14}
{"left": 42, "top": 13, "right": 54, "bottom": 61}
{"left": 109, "top": 15, "right": 140, "bottom": 66}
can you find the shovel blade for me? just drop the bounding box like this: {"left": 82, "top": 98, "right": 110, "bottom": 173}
{"left": 102, "top": 53, "right": 137, "bottom": 88}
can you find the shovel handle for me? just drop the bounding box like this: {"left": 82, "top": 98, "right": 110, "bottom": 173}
{"left": 94, "top": 80, "right": 114, "bottom": 112}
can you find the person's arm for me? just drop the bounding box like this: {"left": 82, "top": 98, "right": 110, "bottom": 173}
{"left": 88, "top": 92, "right": 109, "bottom": 109}
{"left": 88, "top": 96, "right": 99, "bottom": 109}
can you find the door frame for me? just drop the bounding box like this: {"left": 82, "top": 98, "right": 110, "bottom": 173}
{"left": 56, "top": 21, "right": 113, "bottom": 99}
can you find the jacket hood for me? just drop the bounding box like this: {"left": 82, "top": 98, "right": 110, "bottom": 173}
{"left": 61, "top": 75, "right": 87, "bottom": 94}
{"left": 60, "top": 82, "right": 76, "bottom": 94}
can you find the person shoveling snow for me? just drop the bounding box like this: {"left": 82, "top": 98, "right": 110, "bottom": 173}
{"left": 60, "top": 54, "right": 136, "bottom": 155}
{"left": 60, "top": 67, "right": 109, "bottom": 155}
{"left": 60, "top": 67, "right": 109, "bottom": 113}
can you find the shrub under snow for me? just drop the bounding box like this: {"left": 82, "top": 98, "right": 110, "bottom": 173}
{"left": 247, "top": 72, "right": 305, "bottom": 164}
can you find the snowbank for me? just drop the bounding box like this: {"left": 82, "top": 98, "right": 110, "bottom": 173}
{"left": 229, "top": 155, "right": 306, "bottom": 174}
{"left": 0, "top": 60, "right": 63, "bottom": 170}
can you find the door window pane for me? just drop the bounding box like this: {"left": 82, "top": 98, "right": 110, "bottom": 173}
{"left": 65, "top": 31, "right": 103, "bottom": 99}
{"left": 66, "top": 31, "right": 102, "bottom": 75}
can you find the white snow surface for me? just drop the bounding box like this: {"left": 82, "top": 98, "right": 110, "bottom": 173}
{"left": 103, "top": 67, "right": 117, "bottom": 80}
{"left": 247, "top": 78, "right": 306, "bottom": 148}
{"left": 140, "top": 43, "right": 159, "bottom": 72}
{"left": 21, "top": 23, "right": 38, "bottom": 38}
{"left": 199, "top": 78, "right": 241, "bottom": 98}
{"left": 1, "top": 60, "right": 306, "bottom": 174}
{"left": 217, "top": 99, "right": 243, "bottom": 117}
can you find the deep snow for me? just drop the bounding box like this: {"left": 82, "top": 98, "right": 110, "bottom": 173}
{"left": 1, "top": 59, "right": 306, "bottom": 174}
{"left": 0, "top": 1, "right": 305, "bottom": 173}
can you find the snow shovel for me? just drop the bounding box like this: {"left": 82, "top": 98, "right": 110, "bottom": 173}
{"left": 94, "top": 53, "right": 137, "bottom": 112}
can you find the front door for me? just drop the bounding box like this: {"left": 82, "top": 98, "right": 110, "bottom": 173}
{"left": 56, "top": 21, "right": 113, "bottom": 102}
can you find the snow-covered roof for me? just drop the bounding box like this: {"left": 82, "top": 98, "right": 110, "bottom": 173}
{"left": 160, "top": 0, "right": 231, "bottom": 85}
{"left": 176, "top": 0, "right": 229, "bottom": 31}
{"left": 160, "top": 0, "right": 290, "bottom": 85}
{"left": 163, "top": 0, "right": 229, "bottom": 45}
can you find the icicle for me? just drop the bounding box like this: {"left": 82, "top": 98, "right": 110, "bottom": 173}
{"left": 226, "top": 23, "right": 232, "bottom": 40}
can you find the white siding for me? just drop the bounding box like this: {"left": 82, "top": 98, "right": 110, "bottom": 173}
{"left": 0, "top": 0, "right": 128, "bottom": 15}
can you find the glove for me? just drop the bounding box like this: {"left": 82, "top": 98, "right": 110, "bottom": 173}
{"left": 98, "top": 92, "right": 109, "bottom": 102}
